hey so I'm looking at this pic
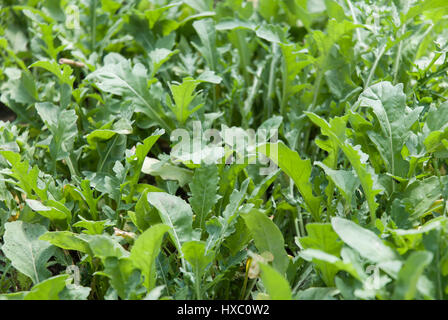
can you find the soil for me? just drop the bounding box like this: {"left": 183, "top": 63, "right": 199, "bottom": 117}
{"left": 0, "top": 101, "right": 16, "bottom": 122}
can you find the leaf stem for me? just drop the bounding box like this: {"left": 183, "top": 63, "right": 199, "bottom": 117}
{"left": 297, "top": 206, "right": 305, "bottom": 237}
{"left": 236, "top": 29, "right": 250, "bottom": 85}
{"left": 90, "top": 0, "right": 97, "bottom": 51}
{"left": 346, "top": 0, "right": 362, "bottom": 43}
{"left": 436, "top": 236, "right": 443, "bottom": 299}
{"left": 393, "top": 24, "right": 406, "bottom": 84}
{"left": 244, "top": 279, "right": 257, "bottom": 300}
{"left": 432, "top": 157, "right": 447, "bottom": 216}
{"left": 65, "top": 155, "right": 79, "bottom": 179}
{"left": 309, "top": 71, "right": 323, "bottom": 112}
{"left": 195, "top": 271, "right": 202, "bottom": 299}
{"left": 422, "top": 52, "right": 442, "bottom": 77}
{"left": 267, "top": 43, "right": 279, "bottom": 119}
{"left": 365, "top": 43, "right": 386, "bottom": 88}
{"left": 240, "top": 261, "right": 250, "bottom": 300}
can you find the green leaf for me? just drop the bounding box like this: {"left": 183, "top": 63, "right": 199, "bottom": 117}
{"left": 39, "top": 231, "right": 91, "bottom": 254}
{"left": 331, "top": 217, "right": 397, "bottom": 263}
{"left": 306, "top": 112, "right": 383, "bottom": 224}
{"left": 86, "top": 130, "right": 120, "bottom": 146}
{"left": 390, "top": 219, "right": 442, "bottom": 255}
{"left": 279, "top": 43, "right": 313, "bottom": 109}
{"left": 295, "top": 287, "right": 339, "bottom": 300}
{"left": 11, "top": 72, "right": 38, "bottom": 104}
{"left": 30, "top": 60, "right": 74, "bottom": 86}
{"left": 259, "top": 262, "right": 292, "bottom": 300}
{"left": 94, "top": 134, "right": 128, "bottom": 175}
{"left": 127, "top": 129, "right": 164, "bottom": 201}
{"left": 404, "top": 0, "right": 448, "bottom": 23}
{"left": 300, "top": 223, "right": 342, "bottom": 255}
{"left": 35, "top": 102, "right": 78, "bottom": 167}
{"left": 147, "top": 192, "right": 199, "bottom": 254}
{"left": 142, "top": 2, "right": 181, "bottom": 28}
{"left": 315, "top": 162, "right": 360, "bottom": 206}
{"left": 42, "top": 0, "right": 66, "bottom": 21}
{"left": 312, "top": 19, "right": 359, "bottom": 71}
{"left": 168, "top": 77, "right": 203, "bottom": 124}
{"left": 182, "top": 239, "right": 215, "bottom": 299}
{"left": 189, "top": 164, "right": 220, "bottom": 229}
{"left": 72, "top": 216, "right": 108, "bottom": 235}
{"left": 192, "top": 19, "right": 218, "bottom": 71}
{"left": 400, "top": 176, "right": 448, "bottom": 219}
{"left": 168, "top": 72, "right": 223, "bottom": 124}
{"left": 0, "top": 292, "right": 28, "bottom": 300}
{"left": 59, "top": 284, "right": 92, "bottom": 300}
{"left": 424, "top": 102, "right": 448, "bottom": 133}
{"left": 184, "top": 0, "right": 213, "bottom": 12}
{"left": 299, "top": 223, "right": 342, "bottom": 286}
{"left": 424, "top": 130, "right": 448, "bottom": 156}
{"left": 131, "top": 189, "right": 161, "bottom": 232}
{"left": 26, "top": 199, "right": 71, "bottom": 225}
{"left": 241, "top": 208, "right": 289, "bottom": 275}
{"left": 182, "top": 240, "right": 214, "bottom": 279}
{"left": 255, "top": 24, "right": 287, "bottom": 43}
{"left": 205, "top": 178, "right": 250, "bottom": 252}
{"left": 73, "top": 180, "right": 101, "bottom": 221}
{"left": 98, "top": 257, "right": 142, "bottom": 300}
{"left": 357, "top": 82, "right": 423, "bottom": 177}
{"left": 0, "top": 151, "right": 47, "bottom": 200}
{"left": 86, "top": 53, "right": 171, "bottom": 130}
{"left": 142, "top": 157, "right": 193, "bottom": 187}
{"left": 280, "top": 0, "right": 311, "bottom": 30}
{"left": 2, "top": 221, "right": 55, "bottom": 284}
{"left": 86, "top": 235, "right": 128, "bottom": 261}
{"left": 324, "top": 0, "right": 346, "bottom": 22}
{"left": 149, "top": 48, "right": 178, "bottom": 77}
{"left": 197, "top": 70, "right": 222, "bottom": 84}
{"left": 130, "top": 224, "right": 170, "bottom": 290}
{"left": 222, "top": 216, "right": 251, "bottom": 256}
{"left": 423, "top": 102, "right": 448, "bottom": 155}
{"left": 393, "top": 251, "right": 433, "bottom": 300}
{"left": 299, "top": 249, "right": 359, "bottom": 281}
{"left": 258, "top": 142, "right": 321, "bottom": 220}
{"left": 215, "top": 19, "right": 255, "bottom": 31}
{"left": 25, "top": 274, "right": 69, "bottom": 300}
{"left": 258, "top": 0, "right": 279, "bottom": 22}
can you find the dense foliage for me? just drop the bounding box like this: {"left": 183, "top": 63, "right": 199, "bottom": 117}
{"left": 0, "top": 0, "right": 448, "bottom": 300}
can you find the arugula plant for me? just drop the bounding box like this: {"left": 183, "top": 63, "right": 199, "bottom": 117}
{"left": 0, "top": 0, "right": 448, "bottom": 300}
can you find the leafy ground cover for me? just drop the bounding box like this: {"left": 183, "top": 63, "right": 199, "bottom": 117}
{"left": 0, "top": 0, "right": 448, "bottom": 300}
